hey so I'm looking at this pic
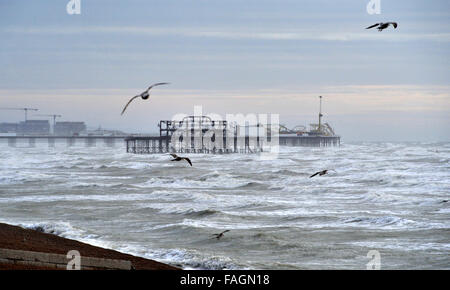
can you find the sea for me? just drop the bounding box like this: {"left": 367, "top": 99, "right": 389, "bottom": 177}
{"left": 0, "top": 140, "right": 449, "bottom": 269}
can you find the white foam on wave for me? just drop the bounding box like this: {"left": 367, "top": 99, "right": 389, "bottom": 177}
{"left": 109, "top": 161, "right": 159, "bottom": 170}
{"left": 18, "top": 221, "right": 84, "bottom": 237}
{"left": 350, "top": 240, "right": 450, "bottom": 252}
{"left": 435, "top": 207, "right": 450, "bottom": 214}
{"left": 135, "top": 174, "right": 251, "bottom": 189}
{"left": 0, "top": 193, "right": 160, "bottom": 203}
{"left": 1, "top": 219, "right": 113, "bottom": 250}
{"left": 134, "top": 191, "right": 275, "bottom": 215}
{"left": 342, "top": 216, "right": 416, "bottom": 229}
{"left": 0, "top": 171, "right": 55, "bottom": 185}
{"left": 64, "top": 181, "right": 126, "bottom": 188}
{"left": 116, "top": 244, "right": 242, "bottom": 270}
{"left": 180, "top": 218, "right": 279, "bottom": 230}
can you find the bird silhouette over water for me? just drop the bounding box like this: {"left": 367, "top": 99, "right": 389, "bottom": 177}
{"left": 212, "top": 230, "right": 230, "bottom": 240}
{"left": 366, "top": 22, "right": 398, "bottom": 31}
{"left": 121, "top": 82, "right": 170, "bottom": 115}
{"left": 170, "top": 153, "right": 192, "bottom": 166}
{"left": 310, "top": 169, "right": 335, "bottom": 178}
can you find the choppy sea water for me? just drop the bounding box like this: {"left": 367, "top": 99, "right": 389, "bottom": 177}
{"left": 0, "top": 140, "right": 449, "bottom": 269}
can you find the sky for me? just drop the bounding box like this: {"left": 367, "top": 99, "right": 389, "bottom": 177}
{"left": 0, "top": 0, "right": 449, "bottom": 141}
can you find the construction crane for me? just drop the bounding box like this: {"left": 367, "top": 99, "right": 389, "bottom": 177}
{"left": 318, "top": 96, "right": 323, "bottom": 133}
{"left": 34, "top": 114, "right": 62, "bottom": 135}
{"left": 35, "top": 114, "right": 62, "bottom": 127}
{"left": 0, "top": 107, "right": 39, "bottom": 121}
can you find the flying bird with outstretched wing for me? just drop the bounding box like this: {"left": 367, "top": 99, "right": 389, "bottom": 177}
{"left": 309, "top": 169, "right": 336, "bottom": 178}
{"left": 212, "top": 230, "right": 230, "bottom": 240}
{"left": 366, "top": 23, "right": 380, "bottom": 29}
{"left": 121, "top": 82, "right": 170, "bottom": 115}
{"left": 169, "top": 153, "right": 192, "bottom": 166}
{"left": 366, "top": 22, "right": 398, "bottom": 31}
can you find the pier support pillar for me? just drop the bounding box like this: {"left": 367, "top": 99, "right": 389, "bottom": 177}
{"left": 8, "top": 138, "right": 16, "bottom": 147}
{"left": 85, "top": 138, "right": 96, "bottom": 147}
{"left": 67, "top": 138, "right": 75, "bottom": 147}
{"left": 104, "top": 138, "right": 115, "bottom": 147}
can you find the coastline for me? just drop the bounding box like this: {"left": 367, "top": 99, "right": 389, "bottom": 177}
{"left": 0, "top": 222, "right": 180, "bottom": 270}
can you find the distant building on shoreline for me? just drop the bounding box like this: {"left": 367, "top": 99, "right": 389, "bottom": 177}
{"left": 2, "top": 120, "right": 51, "bottom": 135}
{"left": 0, "top": 120, "right": 127, "bottom": 136}
{"left": 54, "top": 122, "right": 87, "bottom": 136}
{"left": 87, "top": 125, "right": 126, "bottom": 136}
{"left": 0, "top": 123, "right": 18, "bottom": 133}
{"left": 18, "top": 120, "right": 50, "bottom": 135}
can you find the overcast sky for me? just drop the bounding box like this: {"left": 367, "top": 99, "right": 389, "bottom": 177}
{"left": 0, "top": 0, "right": 449, "bottom": 141}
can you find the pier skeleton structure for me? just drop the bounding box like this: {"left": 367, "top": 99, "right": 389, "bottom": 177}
{"left": 126, "top": 115, "right": 273, "bottom": 154}
{"left": 126, "top": 96, "right": 340, "bottom": 154}
{"left": 125, "top": 114, "right": 340, "bottom": 154}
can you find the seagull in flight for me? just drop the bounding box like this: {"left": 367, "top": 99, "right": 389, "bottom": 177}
{"left": 169, "top": 153, "right": 192, "bottom": 166}
{"left": 309, "top": 169, "right": 335, "bottom": 178}
{"left": 366, "top": 22, "right": 398, "bottom": 31}
{"left": 212, "top": 230, "right": 230, "bottom": 240}
{"left": 121, "top": 82, "right": 170, "bottom": 115}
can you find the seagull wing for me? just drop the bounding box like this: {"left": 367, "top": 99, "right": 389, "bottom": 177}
{"left": 366, "top": 23, "right": 380, "bottom": 29}
{"left": 183, "top": 157, "right": 193, "bottom": 166}
{"left": 310, "top": 171, "right": 320, "bottom": 178}
{"left": 147, "top": 82, "right": 170, "bottom": 91}
{"left": 220, "top": 230, "right": 230, "bottom": 235}
{"left": 170, "top": 153, "right": 178, "bottom": 158}
{"left": 121, "top": 95, "right": 140, "bottom": 115}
